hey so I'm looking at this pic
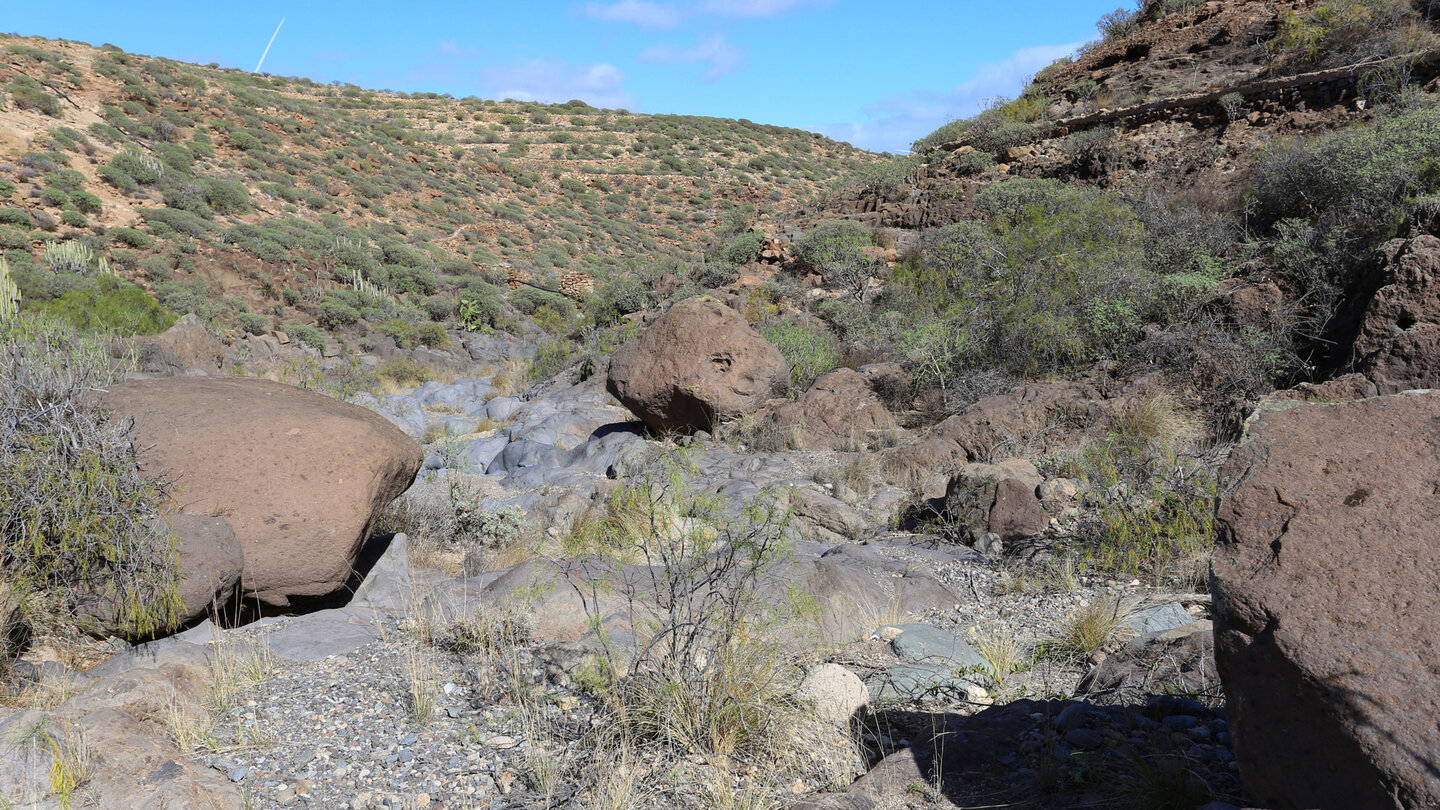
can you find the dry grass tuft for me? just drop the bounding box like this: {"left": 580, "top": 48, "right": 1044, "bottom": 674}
{"left": 973, "top": 629, "right": 1026, "bottom": 687}
{"left": 1113, "top": 391, "right": 1200, "bottom": 454}
{"left": 405, "top": 645, "right": 439, "bottom": 725}
{"left": 1049, "top": 595, "right": 1136, "bottom": 658}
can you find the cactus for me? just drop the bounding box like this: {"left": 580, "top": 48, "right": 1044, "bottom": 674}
{"left": 44, "top": 240, "right": 93, "bottom": 274}
{"left": 0, "top": 258, "right": 19, "bottom": 323}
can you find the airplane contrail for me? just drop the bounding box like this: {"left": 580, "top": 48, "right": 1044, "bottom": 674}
{"left": 254, "top": 18, "right": 285, "bottom": 73}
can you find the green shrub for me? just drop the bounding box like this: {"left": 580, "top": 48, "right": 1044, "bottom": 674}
{"left": 284, "top": 322, "right": 328, "bottom": 352}
{"left": 108, "top": 149, "right": 164, "bottom": 185}
{"left": 235, "top": 312, "right": 268, "bottom": 335}
{"left": 0, "top": 180, "right": 15, "bottom": 198}
{"left": 69, "top": 190, "right": 102, "bottom": 214}
{"left": 31, "top": 275, "right": 175, "bottom": 336}
{"left": 717, "top": 231, "right": 764, "bottom": 266}
{"left": 793, "top": 220, "right": 871, "bottom": 271}
{"left": 377, "top": 356, "right": 433, "bottom": 385}
{"left": 509, "top": 286, "right": 577, "bottom": 320}
{"left": 109, "top": 227, "right": 153, "bottom": 249}
{"left": 317, "top": 297, "right": 361, "bottom": 330}
{"left": 759, "top": 319, "right": 839, "bottom": 396}
{"left": 417, "top": 321, "right": 448, "bottom": 348}
{"left": 0, "top": 209, "right": 29, "bottom": 227}
{"left": 831, "top": 155, "right": 920, "bottom": 202}
{"left": 200, "top": 177, "right": 251, "bottom": 213}
{"left": 6, "top": 77, "right": 61, "bottom": 116}
{"left": 0, "top": 313, "right": 182, "bottom": 637}
{"left": 60, "top": 210, "right": 87, "bottom": 228}
{"left": 1096, "top": 7, "right": 1141, "bottom": 41}
{"left": 528, "top": 338, "right": 574, "bottom": 380}
{"left": 97, "top": 165, "right": 138, "bottom": 194}
{"left": 1270, "top": 0, "right": 1431, "bottom": 70}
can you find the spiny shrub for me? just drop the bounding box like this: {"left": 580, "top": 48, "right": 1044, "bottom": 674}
{"left": 0, "top": 313, "right": 182, "bottom": 637}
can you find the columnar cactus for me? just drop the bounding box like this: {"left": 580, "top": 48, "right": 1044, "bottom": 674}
{"left": 0, "top": 258, "right": 19, "bottom": 323}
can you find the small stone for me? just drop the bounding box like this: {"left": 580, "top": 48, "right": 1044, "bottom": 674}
{"left": 1161, "top": 715, "right": 1199, "bottom": 731}
{"left": 228, "top": 766, "right": 248, "bottom": 783}
{"left": 1064, "top": 728, "right": 1105, "bottom": 750}
{"left": 485, "top": 735, "right": 519, "bottom": 749}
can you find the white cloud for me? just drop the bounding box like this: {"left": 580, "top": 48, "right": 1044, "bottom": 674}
{"left": 583, "top": 0, "right": 682, "bottom": 28}
{"left": 699, "top": 0, "right": 829, "bottom": 17}
{"left": 818, "top": 42, "right": 1081, "bottom": 153}
{"left": 482, "top": 60, "right": 638, "bottom": 109}
{"left": 581, "top": 0, "right": 825, "bottom": 28}
{"left": 437, "top": 39, "right": 480, "bottom": 58}
{"left": 640, "top": 33, "right": 744, "bottom": 80}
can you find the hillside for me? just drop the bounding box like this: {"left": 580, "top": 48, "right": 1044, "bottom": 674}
{"left": 6, "top": 4, "right": 1440, "bottom": 810}
{"left": 0, "top": 34, "right": 875, "bottom": 344}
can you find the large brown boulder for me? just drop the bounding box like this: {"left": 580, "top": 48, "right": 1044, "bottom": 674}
{"left": 942, "top": 459, "right": 1048, "bottom": 547}
{"left": 606, "top": 297, "right": 788, "bottom": 433}
{"left": 766, "top": 367, "right": 903, "bottom": 451}
{"left": 1212, "top": 393, "right": 1440, "bottom": 810}
{"left": 1353, "top": 235, "right": 1440, "bottom": 394}
{"left": 104, "top": 377, "right": 423, "bottom": 608}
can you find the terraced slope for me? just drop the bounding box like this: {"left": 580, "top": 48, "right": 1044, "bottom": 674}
{"left": 0, "top": 34, "right": 876, "bottom": 337}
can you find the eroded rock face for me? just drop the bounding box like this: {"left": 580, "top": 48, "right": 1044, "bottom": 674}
{"left": 1212, "top": 393, "right": 1440, "bottom": 810}
{"left": 606, "top": 297, "right": 788, "bottom": 433}
{"left": 767, "top": 367, "right": 902, "bottom": 451}
{"left": 1353, "top": 235, "right": 1440, "bottom": 394}
{"left": 104, "top": 377, "right": 423, "bottom": 609}
{"left": 131, "top": 313, "right": 230, "bottom": 376}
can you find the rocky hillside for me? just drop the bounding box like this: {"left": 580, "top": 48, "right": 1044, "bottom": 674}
{"left": 5, "top": 2, "right": 1440, "bottom": 809}
{"left": 0, "top": 34, "right": 874, "bottom": 340}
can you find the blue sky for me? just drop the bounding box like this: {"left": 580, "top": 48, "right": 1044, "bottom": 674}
{"left": 7, "top": 1, "right": 1125, "bottom": 153}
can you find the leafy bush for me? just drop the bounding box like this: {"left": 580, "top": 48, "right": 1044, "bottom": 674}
{"left": 1097, "top": 7, "right": 1141, "bottom": 41}
{"left": 528, "top": 338, "right": 574, "bottom": 380}
{"left": 1072, "top": 393, "right": 1215, "bottom": 585}
{"left": 33, "top": 275, "right": 175, "bottom": 335}
{"left": 235, "top": 312, "right": 269, "bottom": 335}
{"left": 108, "top": 227, "right": 152, "bottom": 249}
{"left": 831, "top": 155, "right": 919, "bottom": 202}
{"left": 0, "top": 227, "right": 28, "bottom": 250}
{"left": 377, "top": 356, "right": 433, "bottom": 385}
{"left": 0, "top": 209, "right": 29, "bottom": 227}
{"left": 284, "top": 322, "right": 328, "bottom": 352}
{"left": 717, "top": 231, "right": 764, "bottom": 266}
{"left": 70, "top": 193, "right": 101, "bottom": 220}
{"left": 417, "top": 321, "right": 448, "bottom": 348}
{"left": 6, "top": 76, "right": 61, "bottom": 116}
{"left": 1270, "top": 0, "right": 1432, "bottom": 70}
{"left": 509, "top": 286, "right": 577, "bottom": 321}
{"left": 200, "top": 177, "right": 251, "bottom": 214}
{"left": 108, "top": 149, "right": 164, "bottom": 185}
{"left": 759, "top": 319, "right": 839, "bottom": 396}
{"left": 0, "top": 314, "right": 182, "bottom": 637}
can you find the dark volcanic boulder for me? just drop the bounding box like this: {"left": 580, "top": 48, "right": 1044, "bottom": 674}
{"left": 1212, "top": 393, "right": 1440, "bottom": 810}
{"left": 606, "top": 297, "right": 788, "bottom": 433}
{"left": 104, "top": 377, "right": 423, "bottom": 609}
{"left": 1353, "top": 235, "right": 1440, "bottom": 394}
